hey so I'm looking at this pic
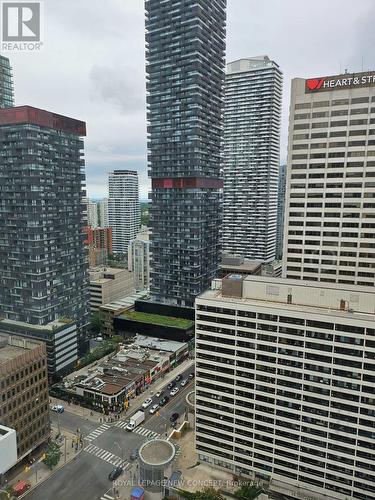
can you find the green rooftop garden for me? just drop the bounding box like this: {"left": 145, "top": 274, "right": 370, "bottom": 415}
{"left": 121, "top": 311, "right": 194, "bottom": 329}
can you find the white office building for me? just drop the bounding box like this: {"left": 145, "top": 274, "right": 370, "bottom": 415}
{"left": 195, "top": 275, "right": 375, "bottom": 500}
{"left": 128, "top": 228, "right": 150, "bottom": 292}
{"left": 98, "top": 197, "right": 109, "bottom": 227}
{"left": 86, "top": 198, "right": 99, "bottom": 228}
{"left": 284, "top": 70, "right": 375, "bottom": 286}
{"left": 108, "top": 170, "right": 141, "bottom": 254}
{"left": 222, "top": 57, "right": 282, "bottom": 262}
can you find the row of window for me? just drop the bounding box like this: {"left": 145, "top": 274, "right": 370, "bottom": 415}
{"left": 295, "top": 97, "right": 375, "bottom": 109}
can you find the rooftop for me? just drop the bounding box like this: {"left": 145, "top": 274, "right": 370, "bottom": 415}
{"left": 199, "top": 276, "right": 375, "bottom": 323}
{"left": 0, "top": 335, "right": 43, "bottom": 366}
{"left": 99, "top": 291, "right": 148, "bottom": 313}
{"left": 119, "top": 311, "right": 194, "bottom": 329}
{"left": 133, "top": 335, "right": 187, "bottom": 353}
{"left": 139, "top": 439, "right": 175, "bottom": 466}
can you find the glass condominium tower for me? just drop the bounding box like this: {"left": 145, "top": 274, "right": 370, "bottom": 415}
{"left": 0, "top": 55, "right": 14, "bottom": 108}
{"left": 146, "top": 0, "right": 226, "bottom": 308}
{"left": 222, "top": 57, "right": 282, "bottom": 262}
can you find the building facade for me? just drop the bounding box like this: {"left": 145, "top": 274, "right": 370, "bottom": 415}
{"left": 0, "top": 106, "right": 90, "bottom": 356}
{"left": 98, "top": 197, "right": 109, "bottom": 227}
{"left": 86, "top": 198, "right": 99, "bottom": 228}
{"left": 0, "top": 318, "right": 79, "bottom": 379}
{"left": 128, "top": 228, "right": 150, "bottom": 291}
{"left": 222, "top": 57, "right": 282, "bottom": 262}
{"left": 0, "top": 55, "right": 14, "bottom": 108}
{"left": 146, "top": 0, "right": 226, "bottom": 307}
{"left": 84, "top": 226, "right": 113, "bottom": 267}
{"left": 89, "top": 267, "right": 134, "bottom": 311}
{"left": 108, "top": 170, "right": 140, "bottom": 254}
{"left": 0, "top": 335, "right": 50, "bottom": 464}
{"left": 284, "top": 71, "right": 375, "bottom": 286}
{"left": 195, "top": 275, "right": 375, "bottom": 500}
{"left": 276, "top": 164, "right": 287, "bottom": 260}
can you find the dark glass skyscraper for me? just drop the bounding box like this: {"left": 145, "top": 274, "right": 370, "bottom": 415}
{"left": 0, "top": 55, "right": 14, "bottom": 108}
{"left": 146, "top": 0, "right": 226, "bottom": 308}
{"left": 0, "top": 106, "right": 90, "bottom": 356}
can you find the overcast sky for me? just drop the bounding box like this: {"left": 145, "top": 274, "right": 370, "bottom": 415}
{"left": 10, "top": 0, "right": 375, "bottom": 200}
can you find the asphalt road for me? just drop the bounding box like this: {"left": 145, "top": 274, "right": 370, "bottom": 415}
{"left": 26, "top": 365, "right": 195, "bottom": 500}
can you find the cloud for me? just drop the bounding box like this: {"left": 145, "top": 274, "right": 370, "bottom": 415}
{"left": 8, "top": 0, "right": 375, "bottom": 197}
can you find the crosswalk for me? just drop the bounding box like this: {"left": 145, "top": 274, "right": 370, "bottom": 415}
{"left": 100, "top": 493, "right": 114, "bottom": 500}
{"left": 84, "top": 423, "right": 111, "bottom": 442}
{"left": 113, "top": 420, "right": 161, "bottom": 439}
{"left": 84, "top": 443, "right": 131, "bottom": 470}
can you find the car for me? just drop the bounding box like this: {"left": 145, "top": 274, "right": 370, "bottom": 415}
{"left": 170, "top": 412, "right": 179, "bottom": 423}
{"left": 108, "top": 467, "right": 123, "bottom": 481}
{"left": 142, "top": 397, "right": 153, "bottom": 409}
{"left": 160, "top": 396, "right": 169, "bottom": 406}
{"left": 149, "top": 404, "right": 160, "bottom": 414}
{"left": 170, "top": 387, "right": 180, "bottom": 397}
{"left": 180, "top": 379, "right": 188, "bottom": 387}
{"left": 167, "top": 381, "right": 175, "bottom": 390}
{"left": 175, "top": 374, "right": 183, "bottom": 382}
{"left": 51, "top": 405, "right": 64, "bottom": 413}
{"left": 155, "top": 390, "right": 163, "bottom": 398}
{"left": 188, "top": 372, "right": 195, "bottom": 379}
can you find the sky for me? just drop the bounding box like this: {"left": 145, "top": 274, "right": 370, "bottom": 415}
{"left": 9, "top": 0, "right": 375, "bottom": 200}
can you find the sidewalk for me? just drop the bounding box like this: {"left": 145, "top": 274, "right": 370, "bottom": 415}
{"left": 9, "top": 424, "right": 83, "bottom": 498}
{"left": 50, "top": 357, "right": 195, "bottom": 424}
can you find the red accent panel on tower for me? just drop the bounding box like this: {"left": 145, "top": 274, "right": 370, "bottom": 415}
{"left": 152, "top": 177, "right": 223, "bottom": 189}
{"left": 0, "top": 106, "right": 86, "bottom": 136}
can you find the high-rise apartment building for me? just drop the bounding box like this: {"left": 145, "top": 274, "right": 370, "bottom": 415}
{"left": 99, "top": 197, "right": 109, "bottom": 227}
{"left": 86, "top": 198, "right": 99, "bottom": 228}
{"left": 0, "top": 55, "right": 14, "bottom": 108}
{"left": 195, "top": 275, "right": 375, "bottom": 500}
{"left": 222, "top": 57, "right": 282, "bottom": 262}
{"left": 276, "top": 163, "right": 287, "bottom": 260}
{"left": 108, "top": 170, "right": 140, "bottom": 254}
{"left": 0, "top": 106, "right": 90, "bottom": 357}
{"left": 128, "top": 228, "right": 150, "bottom": 291}
{"left": 146, "top": 0, "right": 226, "bottom": 307}
{"left": 0, "top": 334, "right": 50, "bottom": 463}
{"left": 84, "top": 226, "right": 113, "bottom": 267}
{"left": 284, "top": 71, "right": 375, "bottom": 286}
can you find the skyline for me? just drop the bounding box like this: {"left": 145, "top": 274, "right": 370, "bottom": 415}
{"left": 8, "top": 0, "right": 375, "bottom": 199}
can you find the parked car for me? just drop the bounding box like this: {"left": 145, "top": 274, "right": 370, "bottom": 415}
{"left": 108, "top": 467, "right": 123, "bottom": 481}
{"left": 51, "top": 404, "right": 64, "bottom": 413}
{"left": 188, "top": 372, "right": 195, "bottom": 379}
{"left": 170, "top": 412, "right": 179, "bottom": 423}
{"left": 175, "top": 374, "right": 183, "bottom": 382}
{"left": 160, "top": 396, "right": 169, "bottom": 406}
{"left": 149, "top": 404, "right": 160, "bottom": 415}
{"left": 141, "top": 398, "right": 153, "bottom": 409}
{"left": 180, "top": 379, "right": 188, "bottom": 387}
{"left": 167, "top": 381, "right": 175, "bottom": 390}
{"left": 155, "top": 390, "right": 163, "bottom": 398}
{"left": 170, "top": 387, "right": 180, "bottom": 397}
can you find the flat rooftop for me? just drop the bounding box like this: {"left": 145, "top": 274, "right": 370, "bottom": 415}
{"left": 0, "top": 335, "right": 43, "bottom": 366}
{"left": 133, "top": 335, "right": 187, "bottom": 353}
{"left": 99, "top": 291, "right": 149, "bottom": 312}
{"left": 0, "top": 344, "right": 26, "bottom": 366}
{"left": 199, "top": 276, "right": 375, "bottom": 323}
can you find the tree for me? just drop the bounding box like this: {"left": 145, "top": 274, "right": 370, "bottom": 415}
{"left": 178, "top": 487, "right": 224, "bottom": 500}
{"left": 233, "top": 482, "right": 264, "bottom": 500}
{"left": 90, "top": 311, "right": 101, "bottom": 334}
{"left": 42, "top": 442, "right": 62, "bottom": 469}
